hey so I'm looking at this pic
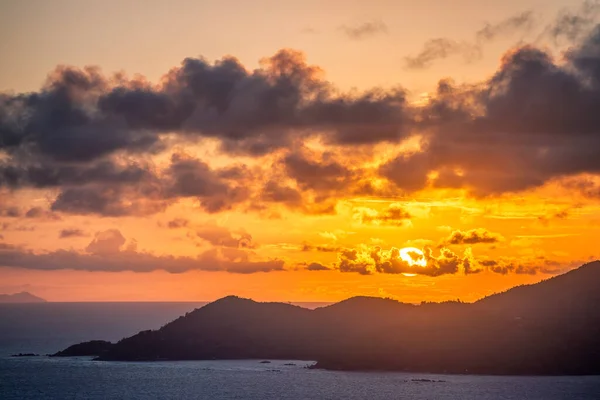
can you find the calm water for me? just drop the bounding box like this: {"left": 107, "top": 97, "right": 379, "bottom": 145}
{"left": 1, "top": 303, "right": 599, "bottom": 400}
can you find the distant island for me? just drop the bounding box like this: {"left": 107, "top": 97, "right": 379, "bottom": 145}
{"left": 0, "top": 291, "right": 46, "bottom": 303}
{"left": 54, "top": 261, "right": 600, "bottom": 375}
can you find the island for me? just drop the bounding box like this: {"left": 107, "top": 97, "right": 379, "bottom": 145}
{"left": 54, "top": 261, "right": 600, "bottom": 375}
{"left": 0, "top": 291, "right": 46, "bottom": 303}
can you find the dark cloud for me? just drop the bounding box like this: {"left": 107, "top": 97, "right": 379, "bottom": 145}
{"left": 302, "top": 88, "right": 410, "bottom": 145}
{"left": 0, "top": 159, "right": 154, "bottom": 189}
{"left": 0, "top": 66, "right": 160, "bottom": 162}
{"left": 50, "top": 184, "right": 168, "bottom": 217}
{"left": 301, "top": 243, "right": 342, "bottom": 253}
{"left": 305, "top": 262, "right": 331, "bottom": 271}
{"left": 442, "top": 229, "right": 504, "bottom": 245}
{"left": 339, "top": 20, "right": 388, "bottom": 40}
{"left": 353, "top": 204, "right": 411, "bottom": 226}
{"left": 475, "top": 256, "right": 588, "bottom": 276}
{"left": 0, "top": 229, "right": 283, "bottom": 274}
{"left": 0, "top": 206, "right": 21, "bottom": 218}
{"left": 283, "top": 150, "right": 353, "bottom": 192}
{"left": 165, "top": 153, "right": 251, "bottom": 213}
{"left": 405, "top": 11, "right": 533, "bottom": 69}
{"left": 24, "top": 207, "right": 60, "bottom": 220}
{"left": 259, "top": 180, "right": 303, "bottom": 207}
{"left": 167, "top": 218, "right": 189, "bottom": 229}
{"left": 1, "top": 48, "right": 413, "bottom": 166}
{"left": 58, "top": 229, "right": 87, "bottom": 238}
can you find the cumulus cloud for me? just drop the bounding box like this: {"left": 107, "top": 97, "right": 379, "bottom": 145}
{"left": 2, "top": 14, "right": 600, "bottom": 218}
{"left": 442, "top": 228, "right": 505, "bottom": 245}
{"left": 0, "top": 229, "right": 282, "bottom": 274}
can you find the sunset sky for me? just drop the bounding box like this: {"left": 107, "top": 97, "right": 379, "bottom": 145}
{"left": 1, "top": 0, "right": 600, "bottom": 302}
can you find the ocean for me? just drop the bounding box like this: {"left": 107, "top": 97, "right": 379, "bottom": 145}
{"left": 1, "top": 303, "right": 599, "bottom": 400}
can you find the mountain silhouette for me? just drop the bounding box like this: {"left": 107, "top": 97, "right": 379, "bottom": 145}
{"left": 0, "top": 291, "right": 46, "bottom": 303}
{"left": 57, "top": 261, "right": 600, "bottom": 375}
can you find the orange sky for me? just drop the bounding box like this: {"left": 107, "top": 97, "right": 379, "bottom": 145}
{"left": 1, "top": 0, "right": 599, "bottom": 301}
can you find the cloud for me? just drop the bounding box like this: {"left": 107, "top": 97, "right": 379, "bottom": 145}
{"left": 194, "top": 222, "right": 254, "bottom": 248}
{"left": 475, "top": 11, "right": 535, "bottom": 41}
{"left": 442, "top": 228, "right": 504, "bottom": 245}
{"left": 335, "top": 245, "right": 468, "bottom": 276}
{"left": 383, "top": 28, "right": 600, "bottom": 195}
{"left": 327, "top": 245, "right": 580, "bottom": 277}
{"left": 560, "top": 175, "right": 600, "bottom": 198}
{"left": 305, "top": 262, "right": 331, "bottom": 271}
{"left": 405, "top": 11, "right": 534, "bottom": 69}
{"left": 167, "top": 218, "right": 189, "bottom": 229}
{"left": 2, "top": 17, "right": 600, "bottom": 216}
{"left": 85, "top": 229, "right": 127, "bottom": 255}
{"left": 475, "top": 256, "right": 589, "bottom": 275}
{"left": 339, "top": 20, "right": 388, "bottom": 40}
{"left": 353, "top": 203, "right": 411, "bottom": 226}
{"left": 0, "top": 230, "right": 283, "bottom": 274}
{"left": 24, "top": 207, "right": 61, "bottom": 220}
{"left": 0, "top": 48, "right": 412, "bottom": 166}
{"left": 405, "top": 39, "right": 482, "bottom": 70}
{"left": 58, "top": 229, "right": 87, "bottom": 239}
{"left": 283, "top": 149, "right": 354, "bottom": 192}
{"left": 547, "top": 0, "right": 600, "bottom": 42}
{"left": 301, "top": 243, "right": 342, "bottom": 253}
{"left": 165, "top": 153, "right": 251, "bottom": 213}
{"left": 0, "top": 206, "right": 21, "bottom": 218}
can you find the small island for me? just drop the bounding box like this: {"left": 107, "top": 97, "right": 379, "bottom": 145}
{"left": 0, "top": 292, "right": 46, "bottom": 303}
{"left": 53, "top": 261, "right": 600, "bottom": 375}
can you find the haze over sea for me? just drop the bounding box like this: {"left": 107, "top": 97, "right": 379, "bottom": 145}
{"left": 1, "top": 303, "right": 599, "bottom": 400}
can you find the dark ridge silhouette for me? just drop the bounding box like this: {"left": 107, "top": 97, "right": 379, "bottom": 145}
{"left": 56, "top": 261, "right": 600, "bottom": 375}
{"left": 51, "top": 340, "right": 113, "bottom": 357}
{"left": 0, "top": 291, "right": 46, "bottom": 303}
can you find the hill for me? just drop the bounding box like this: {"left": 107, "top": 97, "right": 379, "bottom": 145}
{"left": 56, "top": 261, "right": 600, "bottom": 375}
{"left": 0, "top": 291, "right": 47, "bottom": 303}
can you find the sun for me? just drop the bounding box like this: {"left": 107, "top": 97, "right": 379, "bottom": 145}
{"left": 399, "top": 247, "right": 427, "bottom": 267}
